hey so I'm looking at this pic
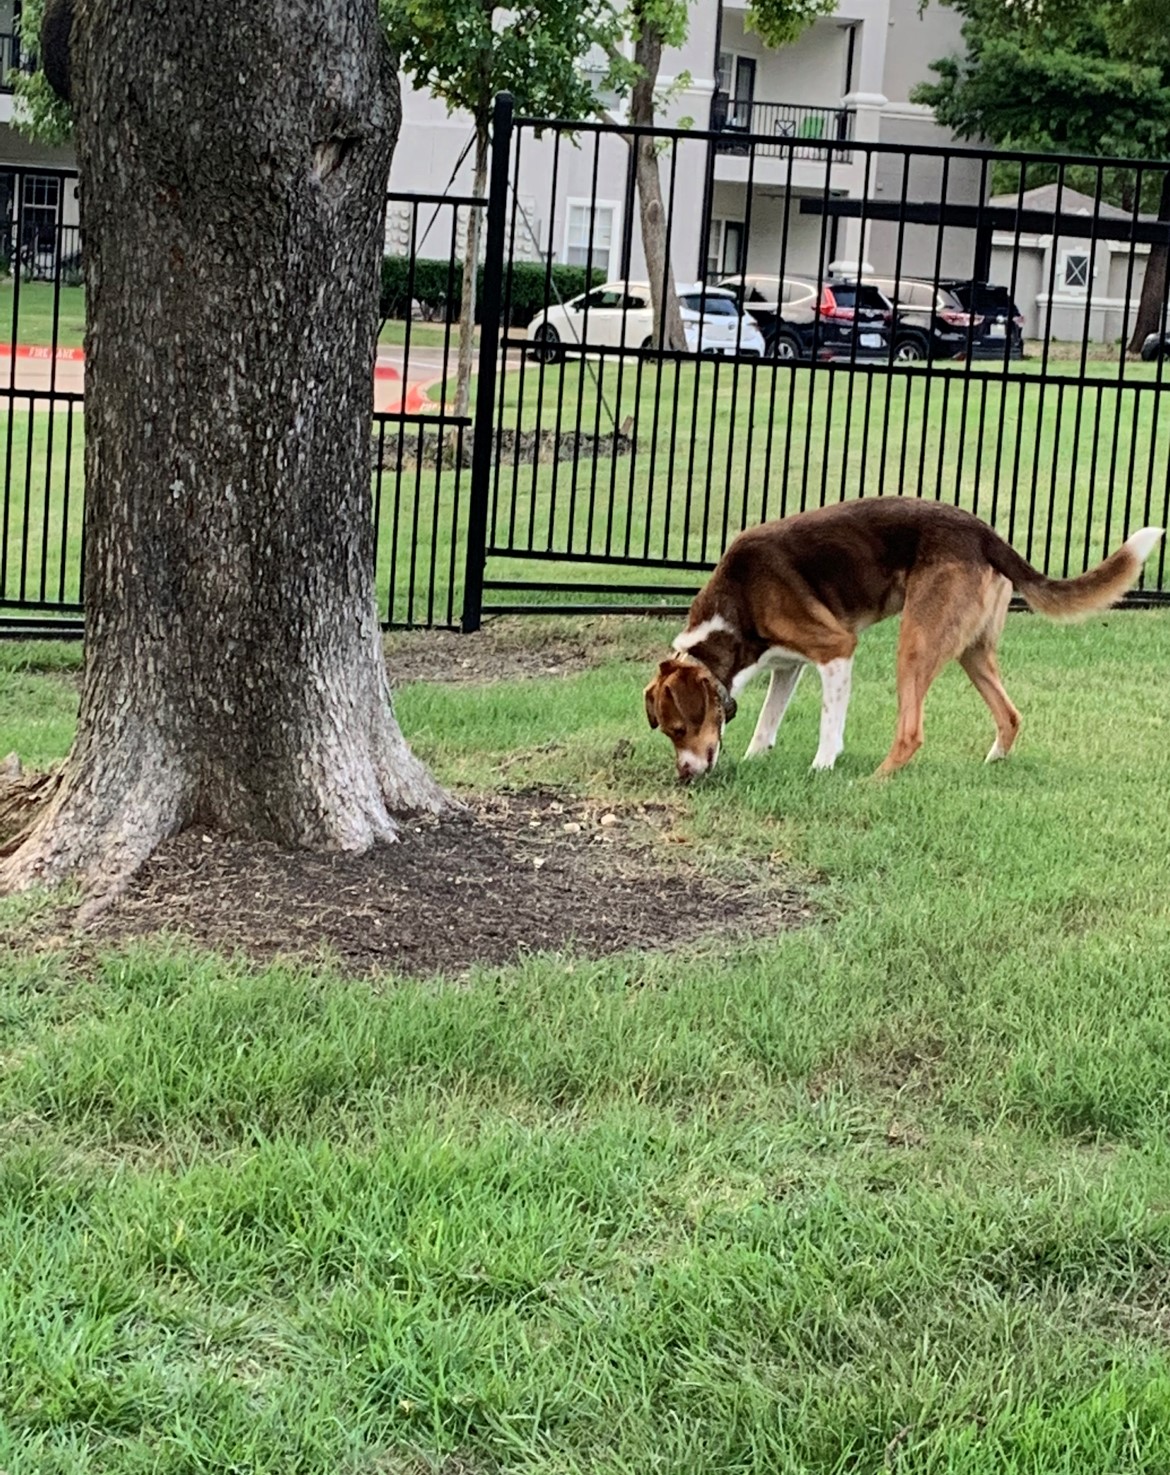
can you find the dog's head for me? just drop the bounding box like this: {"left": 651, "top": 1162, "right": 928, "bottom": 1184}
{"left": 643, "top": 658, "right": 736, "bottom": 783}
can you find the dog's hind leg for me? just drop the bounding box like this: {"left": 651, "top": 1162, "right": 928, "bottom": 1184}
{"left": 959, "top": 576, "right": 1020, "bottom": 762}
{"left": 745, "top": 662, "right": 804, "bottom": 758}
{"left": 876, "top": 564, "right": 989, "bottom": 778}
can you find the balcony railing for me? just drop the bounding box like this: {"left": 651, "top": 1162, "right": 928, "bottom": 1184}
{"left": 712, "top": 96, "right": 854, "bottom": 163}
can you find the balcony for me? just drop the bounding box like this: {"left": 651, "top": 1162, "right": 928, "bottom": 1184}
{"left": 712, "top": 95, "right": 855, "bottom": 163}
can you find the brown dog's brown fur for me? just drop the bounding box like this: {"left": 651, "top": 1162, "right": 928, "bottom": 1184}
{"left": 645, "top": 499, "right": 1162, "bottom": 779}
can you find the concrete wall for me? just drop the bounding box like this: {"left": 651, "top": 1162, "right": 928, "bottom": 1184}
{"left": 990, "top": 239, "right": 1151, "bottom": 342}
{"left": 881, "top": 0, "right": 964, "bottom": 109}
{"left": 861, "top": 141, "right": 985, "bottom": 279}
{"left": 717, "top": 14, "right": 851, "bottom": 109}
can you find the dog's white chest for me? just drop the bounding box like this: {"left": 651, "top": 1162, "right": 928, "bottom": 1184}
{"left": 731, "top": 645, "right": 806, "bottom": 698}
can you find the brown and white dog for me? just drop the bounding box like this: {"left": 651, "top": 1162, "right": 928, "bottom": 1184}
{"left": 644, "top": 499, "right": 1163, "bottom": 782}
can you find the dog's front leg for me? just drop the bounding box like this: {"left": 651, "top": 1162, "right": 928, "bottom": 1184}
{"left": 744, "top": 663, "right": 804, "bottom": 757}
{"left": 811, "top": 657, "right": 853, "bottom": 770}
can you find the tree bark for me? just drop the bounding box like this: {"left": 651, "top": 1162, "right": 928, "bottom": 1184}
{"left": 2, "top": 0, "right": 446, "bottom": 901}
{"left": 453, "top": 125, "right": 489, "bottom": 421}
{"left": 1128, "top": 171, "right": 1170, "bottom": 355}
{"left": 630, "top": 22, "right": 686, "bottom": 352}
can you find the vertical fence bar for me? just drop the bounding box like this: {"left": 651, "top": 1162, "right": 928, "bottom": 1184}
{"left": 461, "top": 92, "right": 512, "bottom": 633}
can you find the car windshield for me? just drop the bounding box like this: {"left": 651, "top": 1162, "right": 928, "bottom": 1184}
{"left": 682, "top": 294, "right": 739, "bottom": 316}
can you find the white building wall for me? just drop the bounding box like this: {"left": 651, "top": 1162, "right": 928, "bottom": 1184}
{"left": 382, "top": 0, "right": 976, "bottom": 289}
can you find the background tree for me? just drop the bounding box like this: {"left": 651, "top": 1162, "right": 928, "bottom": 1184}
{"left": 382, "top": 0, "right": 612, "bottom": 419}
{"left": 2, "top": 0, "right": 446, "bottom": 904}
{"left": 913, "top": 0, "right": 1170, "bottom": 351}
{"left": 607, "top": 0, "right": 835, "bottom": 352}
{"left": 11, "top": 0, "right": 71, "bottom": 143}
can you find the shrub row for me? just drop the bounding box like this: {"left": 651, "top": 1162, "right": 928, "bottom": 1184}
{"left": 380, "top": 257, "right": 605, "bottom": 329}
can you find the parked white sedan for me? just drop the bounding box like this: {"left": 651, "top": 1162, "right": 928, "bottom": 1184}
{"left": 527, "top": 281, "right": 765, "bottom": 361}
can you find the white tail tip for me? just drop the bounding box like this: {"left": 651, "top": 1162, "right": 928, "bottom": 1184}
{"left": 1125, "top": 527, "right": 1165, "bottom": 564}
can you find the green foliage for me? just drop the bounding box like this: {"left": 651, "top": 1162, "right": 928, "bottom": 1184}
{"left": 381, "top": 0, "right": 615, "bottom": 130}
{"left": 914, "top": 0, "right": 1170, "bottom": 161}
{"left": 380, "top": 255, "right": 604, "bottom": 327}
{"left": 11, "top": 0, "right": 71, "bottom": 145}
{"left": 741, "top": 0, "right": 838, "bottom": 51}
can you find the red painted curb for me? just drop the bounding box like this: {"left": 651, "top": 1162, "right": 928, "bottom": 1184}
{"left": 0, "top": 343, "right": 85, "bottom": 361}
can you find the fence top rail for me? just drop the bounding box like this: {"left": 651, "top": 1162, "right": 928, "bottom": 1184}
{"left": 385, "top": 190, "right": 484, "bottom": 209}
{"left": 511, "top": 112, "right": 1170, "bottom": 174}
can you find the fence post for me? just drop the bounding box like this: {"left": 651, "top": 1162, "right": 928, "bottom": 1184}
{"left": 461, "top": 92, "right": 513, "bottom": 633}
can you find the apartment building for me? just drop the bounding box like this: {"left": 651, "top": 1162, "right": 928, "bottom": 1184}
{"left": 0, "top": 0, "right": 977, "bottom": 292}
{"left": 389, "top": 0, "right": 980, "bottom": 287}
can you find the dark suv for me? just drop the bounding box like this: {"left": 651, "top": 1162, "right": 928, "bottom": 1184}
{"left": 717, "top": 272, "right": 892, "bottom": 360}
{"left": 865, "top": 276, "right": 987, "bottom": 361}
{"left": 939, "top": 280, "right": 1026, "bottom": 358}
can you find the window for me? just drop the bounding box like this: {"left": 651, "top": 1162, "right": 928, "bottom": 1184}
{"left": 716, "top": 51, "right": 756, "bottom": 127}
{"left": 565, "top": 201, "right": 616, "bottom": 276}
{"left": 705, "top": 218, "right": 745, "bottom": 279}
{"left": 1062, "top": 251, "right": 1091, "bottom": 290}
{"left": 717, "top": 50, "right": 734, "bottom": 95}
{"left": 20, "top": 173, "right": 60, "bottom": 257}
{"left": 579, "top": 287, "right": 625, "bottom": 311}
{"left": 682, "top": 293, "right": 738, "bottom": 316}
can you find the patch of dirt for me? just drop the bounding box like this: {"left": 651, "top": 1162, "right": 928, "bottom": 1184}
{"left": 87, "top": 789, "right": 810, "bottom": 978}
{"left": 383, "top": 616, "right": 667, "bottom": 687}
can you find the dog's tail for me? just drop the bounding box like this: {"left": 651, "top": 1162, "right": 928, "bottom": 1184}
{"left": 984, "top": 525, "right": 1164, "bottom": 620}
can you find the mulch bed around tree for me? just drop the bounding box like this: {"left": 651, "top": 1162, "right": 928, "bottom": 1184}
{"left": 382, "top": 618, "right": 667, "bottom": 687}
{"left": 87, "top": 789, "right": 810, "bottom": 978}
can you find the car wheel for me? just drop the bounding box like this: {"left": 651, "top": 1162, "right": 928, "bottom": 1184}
{"left": 894, "top": 336, "right": 927, "bottom": 363}
{"left": 771, "top": 332, "right": 801, "bottom": 362}
{"left": 530, "top": 324, "right": 562, "bottom": 364}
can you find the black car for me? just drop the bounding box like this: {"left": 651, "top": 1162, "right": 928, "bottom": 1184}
{"left": 808, "top": 279, "right": 894, "bottom": 360}
{"left": 865, "top": 276, "right": 987, "bottom": 361}
{"left": 716, "top": 273, "right": 893, "bottom": 361}
{"left": 939, "top": 280, "right": 1025, "bottom": 358}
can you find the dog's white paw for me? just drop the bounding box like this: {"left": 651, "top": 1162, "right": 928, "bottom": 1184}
{"left": 810, "top": 751, "right": 838, "bottom": 772}
{"left": 744, "top": 741, "right": 772, "bottom": 759}
{"left": 985, "top": 740, "right": 1008, "bottom": 764}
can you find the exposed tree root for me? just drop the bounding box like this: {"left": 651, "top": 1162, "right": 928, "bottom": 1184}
{"left": 0, "top": 763, "right": 63, "bottom": 854}
{"left": 0, "top": 724, "right": 451, "bottom": 926}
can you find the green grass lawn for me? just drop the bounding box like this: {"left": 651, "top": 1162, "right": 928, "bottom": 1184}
{"left": 0, "top": 281, "right": 86, "bottom": 351}
{"left": 1, "top": 335, "right": 1167, "bottom": 631}
{"left": 481, "top": 356, "right": 1170, "bottom": 601}
{"left": 2, "top": 613, "right": 1170, "bottom": 1471}
{"left": 0, "top": 280, "right": 453, "bottom": 355}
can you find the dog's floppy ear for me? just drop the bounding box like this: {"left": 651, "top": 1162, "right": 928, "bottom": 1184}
{"left": 643, "top": 681, "right": 660, "bottom": 729}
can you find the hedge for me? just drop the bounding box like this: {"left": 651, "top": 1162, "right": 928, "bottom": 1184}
{"left": 380, "top": 257, "right": 605, "bottom": 329}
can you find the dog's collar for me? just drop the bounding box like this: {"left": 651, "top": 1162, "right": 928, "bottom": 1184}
{"left": 673, "top": 651, "right": 738, "bottom": 723}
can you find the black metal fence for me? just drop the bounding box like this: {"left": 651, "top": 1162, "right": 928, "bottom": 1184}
{"left": 468, "top": 102, "right": 1170, "bottom": 622}
{"left": 1, "top": 104, "right": 1168, "bottom": 638}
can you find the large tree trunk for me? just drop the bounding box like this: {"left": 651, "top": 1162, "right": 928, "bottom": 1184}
{"left": 630, "top": 23, "right": 686, "bottom": 352}
{"left": 2, "top": 0, "right": 446, "bottom": 902}
{"left": 453, "top": 125, "right": 489, "bottom": 422}
{"left": 1128, "top": 171, "right": 1170, "bottom": 355}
